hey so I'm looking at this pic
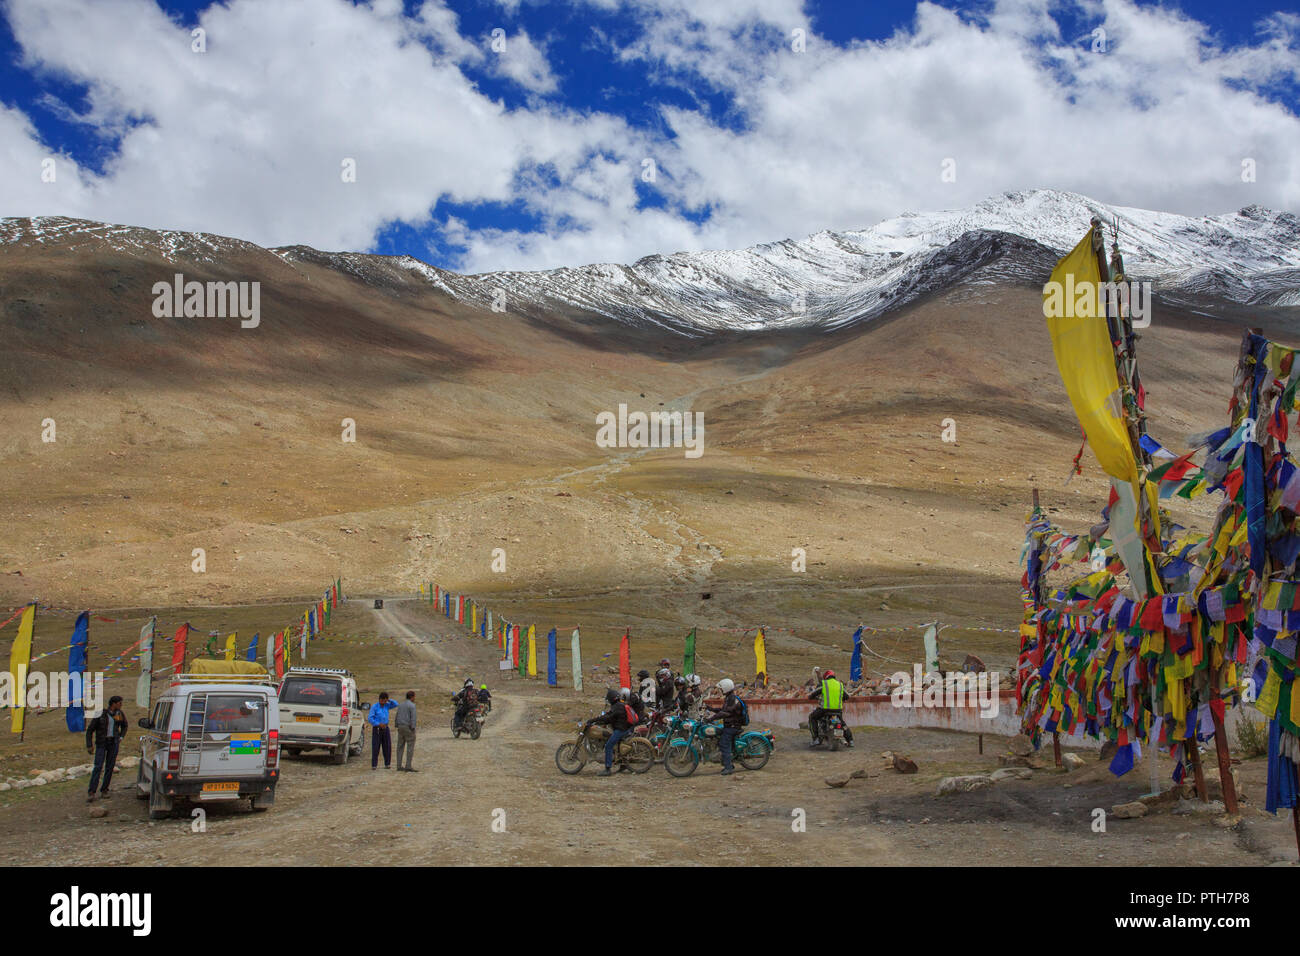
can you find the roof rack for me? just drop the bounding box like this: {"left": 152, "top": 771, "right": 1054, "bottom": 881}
{"left": 170, "top": 673, "right": 279, "bottom": 687}
{"left": 284, "top": 666, "right": 355, "bottom": 678}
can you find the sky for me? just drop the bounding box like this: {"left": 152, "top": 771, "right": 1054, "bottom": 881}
{"left": 1, "top": 0, "right": 1297, "bottom": 273}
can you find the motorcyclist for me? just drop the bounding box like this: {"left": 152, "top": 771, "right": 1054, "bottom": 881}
{"left": 477, "top": 683, "right": 492, "bottom": 711}
{"left": 585, "top": 688, "right": 638, "bottom": 777}
{"left": 672, "top": 676, "right": 689, "bottom": 713}
{"left": 655, "top": 661, "right": 675, "bottom": 704}
{"left": 680, "top": 674, "right": 704, "bottom": 718}
{"left": 704, "top": 677, "right": 743, "bottom": 776}
{"left": 620, "top": 686, "right": 646, "bottom": 722}
{"left": 452, "top": 679, "right": 478, "bottom": 731}
{"left": 637, "top": 669, "right": 657, "bottom": 708}
{"left": 808, "top": 668, "right": 853, "bottom": 747}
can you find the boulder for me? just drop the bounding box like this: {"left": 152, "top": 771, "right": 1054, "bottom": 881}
{"left": 990, "top": 767, "right": 1033, "bottom": 782}
{"left": 1099, "top": 739, "right": 1118, "bottom": 762}
{"left": 892, "top": 755, "right": 918, "bottom": 774}
{"left": 1062, "top": 753, "right": 1085, "bottom": 772}
{"left": 1138, "top": 786, "right": 1183, "bottom": 809}
{"left": 998, "top": 753, "right": 1042, "bottom": 769}
{"left": 936, "top": 775, "right": 993, "bottom": 796}
{"left": 1008, "top": 734, "right": 1034, "bottom": 756}
{"left": 88, "top": 807, "right": 108, "bottom": 819}
{"left": 824, "top": 774, "right": 852, "bottom": 789}
{"left": 1111, "top": 801, "right": 1148, "bottom": 819}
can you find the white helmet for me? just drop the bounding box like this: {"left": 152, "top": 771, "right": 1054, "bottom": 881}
{"left": 717, "top": 678, "right": 735, "bottom": 693}
{"left": 619, "top": 687, "right": 631, "bottom": 699}
{"left": 689, "top": 674, "right": 701, "bottom": 687}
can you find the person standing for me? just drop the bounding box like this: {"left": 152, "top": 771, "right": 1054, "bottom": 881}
{"left": 368, "top": 692, "right": 397, "bottom": 769}
{"left": 85, "top": 695, "right": 127, "bottom": 802}
{"left": 395, "top": 691, "right": 418, "bottom": 772}
{"left": 705, "top": 678, "right": 743, "bottom": 776}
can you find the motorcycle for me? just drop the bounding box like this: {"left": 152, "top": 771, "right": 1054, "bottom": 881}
{"left": 555, "top": 722, "right": 655, "bottom": 775}
{"left": 452, "top": 701, "right": 484, "bottom": 740}
{"left": 664, "top": 717, "right": 774, "bottom": 777}
{"left": 635, "top": 708, "right": 676, "bottom": 759}
{"left": 810, "top": 712, "right": 848, "bottom": 751}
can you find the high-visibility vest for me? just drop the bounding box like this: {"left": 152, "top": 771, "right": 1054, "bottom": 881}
{"left": 821, "top": 678, "right": 844, "bottom": 710}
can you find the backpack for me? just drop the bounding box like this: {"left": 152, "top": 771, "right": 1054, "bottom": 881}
{"left": 736, "top": 696, "right": 750, "bottom": 727}
{"left": 623, "top": 704, "right": 640, "bottom": 726}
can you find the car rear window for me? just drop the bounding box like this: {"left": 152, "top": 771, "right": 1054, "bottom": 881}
{"left": 280, "top": 677, "right": 342, "bottom": 707}
{"left": 203, "top": 695, "right": 268, "bottom": 733}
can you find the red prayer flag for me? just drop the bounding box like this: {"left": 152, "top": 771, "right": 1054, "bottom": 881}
{"left": 618, "top": 630, "right": 631, "bottom": 690}
{"left": 170, "top": 623, "right": 188, "bottom": 675}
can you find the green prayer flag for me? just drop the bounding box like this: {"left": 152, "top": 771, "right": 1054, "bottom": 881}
{"left": 683, "top": 627, "right": 696, "bottom": 676}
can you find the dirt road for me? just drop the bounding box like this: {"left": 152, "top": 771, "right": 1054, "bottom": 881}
{"left": 0, "top": 599, "right": 1292, "bottom": 866}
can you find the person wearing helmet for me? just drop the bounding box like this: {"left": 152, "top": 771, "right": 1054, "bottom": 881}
{"left": 807, "top": 668, "right": 853, "bottom": 747}
{"left": 705, "top": 677, "right": 744, "bottom": 776}
{"left": 655, "top": 663, "right": 675, "bottom": 705}
{"left": 585, "top": 688, "right": 638, "bottom": 776}
{"left": 477, "top": 683, "right": 492, "bottom": 712}
{"left": 620, "top": 685, "right": 647, "bottom": 722}
{"left": 680, "top": 674, "right": 704, "bottom": 718}
{"left": 672, "top": 675, "right": 689, "bottom": 714}
{"left": 451, "top": 679, "right": 478, "bottom": 733}
{"left": 637, "top": 669, "right": 657, "bottom": 708}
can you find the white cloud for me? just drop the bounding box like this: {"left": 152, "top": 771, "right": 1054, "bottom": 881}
{"left": 0, "top": 0, "right": 1296, "bottom": 274}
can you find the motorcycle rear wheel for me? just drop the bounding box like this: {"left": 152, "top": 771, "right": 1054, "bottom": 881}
{"left": 738, "top": 736, "right": 772, "bottom": 770}
{"left": 555, "top": 742, "right": 586, "bottom": 775}
{"left": 620, "top": 737, "right": 656, "bottom": 774}
{"left": 469, "top": 718, "right": 482, "bottom": 740}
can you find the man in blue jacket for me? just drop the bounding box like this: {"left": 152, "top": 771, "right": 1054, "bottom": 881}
{"left": 368, "top": 692, "right": 398, "bottom": 769}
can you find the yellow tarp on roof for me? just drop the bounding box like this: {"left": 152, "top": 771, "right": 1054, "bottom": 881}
{"left": 187, "top": 658, "right": 268, "bottom": 676}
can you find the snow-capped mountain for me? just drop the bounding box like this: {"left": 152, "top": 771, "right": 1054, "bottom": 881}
{"left": 3, "top": 189, "right": 1298, "bottom": 337}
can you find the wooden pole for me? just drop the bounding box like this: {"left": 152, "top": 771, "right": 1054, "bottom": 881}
{"left": 1189, "top": 740, "right": 1208, "bottom": 802}
{"left": 1208, "top": 670, "right": 1239, "bottom": 815}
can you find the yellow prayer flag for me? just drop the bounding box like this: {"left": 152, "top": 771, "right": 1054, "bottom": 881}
{"left": 526, "top": 625, "right": 537, "bottom": 677}
{"left": 224, "top": 632, "right": 237, "bottom": 661}
{"left": 755, "top": 627, "right": 768, "bottom": 685}
{"left": 9, "top": 604, "right": 35, "bottom": 734}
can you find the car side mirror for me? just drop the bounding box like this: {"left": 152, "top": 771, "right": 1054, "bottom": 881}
{"left": 359, "top": 702, "right": 368, "bottom": 710}
{"left": 137, "top": 718, "right": 151, "bottom": 729}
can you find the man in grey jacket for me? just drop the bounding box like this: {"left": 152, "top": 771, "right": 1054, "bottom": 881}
{"left": 395, "top": 690, "right": 418, "bottom": 772}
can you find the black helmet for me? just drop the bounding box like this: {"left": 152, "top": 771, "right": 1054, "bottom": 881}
{"left": 605, "top": 689, "right": 620, "bottom": 704}
{"left": 637, "top": 669, "right": 650, "bottom": 679}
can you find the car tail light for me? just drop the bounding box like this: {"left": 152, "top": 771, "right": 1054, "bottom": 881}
{"left": 166, "top": 730, "right": 182, "bottom": 771}
{"left": 340, "top": 704, "right": 349, "bottom": 727}
{"left": 267, "top": 729, "right": 279, "bottom": 769}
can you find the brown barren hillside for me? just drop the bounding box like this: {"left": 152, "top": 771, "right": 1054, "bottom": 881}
{"left": 1, "top": 222, "right": 1297, "bottom": 672}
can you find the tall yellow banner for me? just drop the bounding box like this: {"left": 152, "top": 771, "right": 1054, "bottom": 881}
{"left": 754, "top": 627, "right": 768, "bottom": 686}
{"left": 9, "top": 604, "right": 35, "bottom": 733}
{"left": 527, "top": 624, "right": 537, "bottom": 677}
{"left": 224, "top": 633, "right": 237, "bottom": 661}
{"left": 1043, "top": 228, "right": 1138, "bottom": 486}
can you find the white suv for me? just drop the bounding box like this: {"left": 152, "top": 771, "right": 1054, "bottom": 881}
{"left": 277, "top": 667, "right": 365, "bottom": 763}
{"left": 135, "top": 675, "right": 281, "bottom": 819}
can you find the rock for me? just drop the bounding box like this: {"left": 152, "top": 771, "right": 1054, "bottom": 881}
{"left": 850, "top": 768, "right": 870, "bottom": 779}
{"left": 1111, "top": 801, "right": 1148, "bottom": 819}
{"left": 990, "top": 767, "right": 1033, "bottom": 782}
{"left": 88, "top": 807, "right": 108, "bottom": 818}
{"left": 120, "top": 757, "right": 139, "bottom": 769}
{"left": 824, "top": 774, "right": 852, "bottom": 789}
{"left": 936, "top": 775, "right": 993, "bottom": 796}
{"left": 0, "top": 783, "right": 8, "bottom": 792}
{"left": 1138, "top": 786, "right": 1182, "bottom": 809}
{"left": 892, "top": 755, "right": 918, "bottom": 774}
{"left": 1099, "top": 739, "right": 1118, "bottom": 762}
{"left": 1008, "top": 734, "right": 1034, "bottom": 756}
{"left": 998, "top": 753, "right": 1042, "bottom": 769}
{"left": 1173, "top": 798, "right": 1225, "bottom": 816}
{"left": 1213, "top": 813, "right": 1242, "bottom": 829}
{"left": 1062, "top": 753, "right": 1085, "bottom": 771}
{"left": 11, "top": 780, "right": 32, "bottom": 790}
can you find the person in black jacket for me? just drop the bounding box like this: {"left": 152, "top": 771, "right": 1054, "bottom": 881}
{"left": 586, "top": 689, "right": 636, "bottom": 777}
{"left": 85, "top": 695, "right": 127, "bottom": 802}
{"left": 705, "top": 678, "right": 743, "bottom": 776}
